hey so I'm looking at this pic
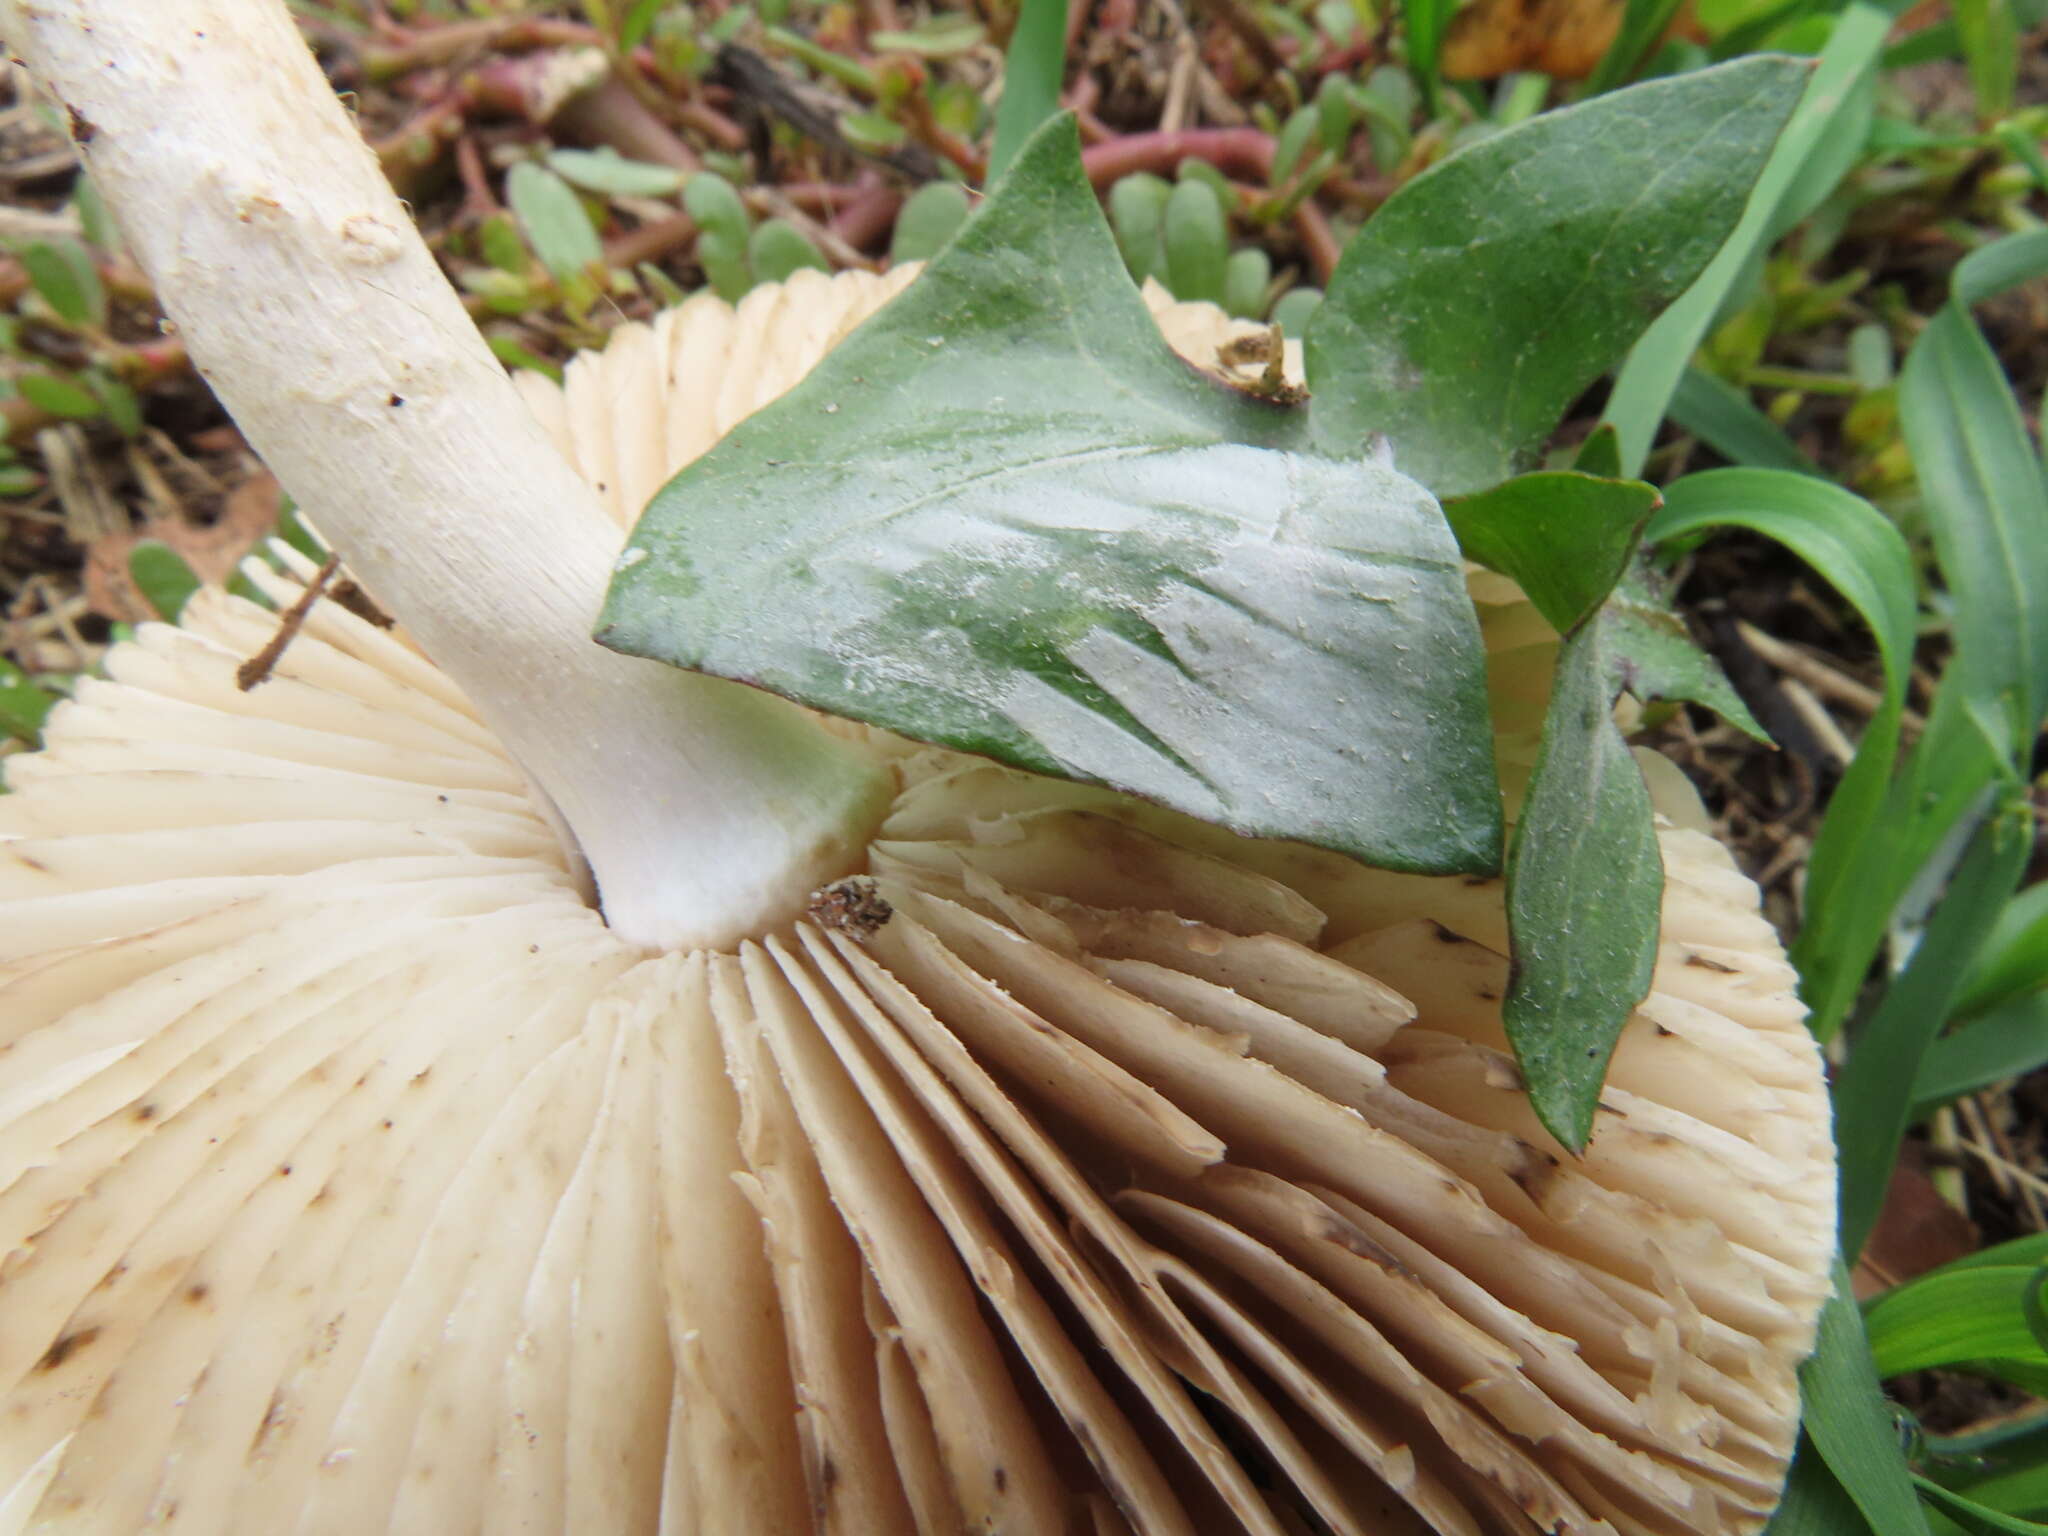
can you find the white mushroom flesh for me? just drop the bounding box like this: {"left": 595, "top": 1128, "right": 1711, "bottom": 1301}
{"left": 0, "top": 274, "right": 1834, "bottom": 1535}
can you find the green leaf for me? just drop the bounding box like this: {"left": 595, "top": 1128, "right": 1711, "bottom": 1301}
{"left": 1918, "top": 1478, "right": 2048, "bottom": 1535}
{"left": 684, "top": 171, "right": 752, "bottom": 241}
{"left": 601, "top": 113, "right": 1503, "bottom": 877}
{"left": 1797, "top": 1259, "right": 1937, "bottom": 1536}
{"left": 1600, "top": 560, "right": 1768, "bottom": 741}
{"left": 479, "top": 213, "right": 530, "bottom": 275}
{"left": 128, "top": 541, "right": 203, "bottom": 622}
{"left": 1503, "top": 621, "right": 1664, "bottom": 1148}
{"left": 1956, "top": 882, "right": 2048, "bottom": 1019}
{"left": 1766, "top": 1441, "right": 1877, "bottom": 1536}
{"left": 697, "top": 227, "right": 753, "bottom": 301}
{"left": 1271, "top": 287, "right": 1321, "bottom": 338}
{"left": 1443, "top": 471, "right": 1658, "bottom": 634}
{"left": 548, "top": 147, "right": 688, "bottom": 197}
{"left": 1572, "top": 426, "right": 1623, "bottom": 478}
{"left": 1307, "top": 57, "right": 1808, "bottom": 497}
{"left": 1272, "top": 105, "right": 1321, "bottom": 185}
{"left": 1954, "top": 0, "right": 2019, "bottom": 118}
{"left": 890, "top": 182, "right": 973, "bottom": 264}
{"left": 1835, "top": 797, "right": 2032, "bottom": 1261}
{"left": 507, "top": 162, "right": 604, "bottom": 285}
{"left": 987, "top": 0, "right": 1068, "bottom": 182}
{"left": 1647, "top": 469, "right": 1918, "bottom": 1039}
{"left": 1583, "top": 0, "right": 1691, "bottom": 93}
{"left": 1605, "top": 8, "right": 1887, "bottom": 473}
{"left": 1865, "top": 1265, "right": 2048, "bottom": 1379}
{"left": 1670, "top": 367, "right": 1823, "bottom": 475}
{"left": 21, "top": 240, "right": 104, "bottom": 328}
{"left": 1914, "top": 993, "right": 2048, "bottom": 1117}
{"left": 0, "top": 661, "right": 56, "bottom": 743}
{"left": 85, "top": 369, "right": 141, "bottom": 437}
{"left": 747, "top": 218, "right": 829, "bottom": 283}
{"left": 1109, "top": 173, "right": 1171, "bottom": 283}
{"left": 18, "top": 372, "right": 102, "bottom": 419}
{"left": 839, "top": 110, "right": 909, "bottom": 153}
{"left": 1161, "top": 178, "right": 1228, "bottom": 305}
{"left": 1223, "top": 247, "right": 1271, "bottom": 320}
{"left": 1401, "top": 0, "right": 1452, "bottom": 114}
{"left": 619, "top": 0, "right": 665, "bottom": 48}
{"left": 1765, "top": 228, "right": 2048, "bottom": 1042}
{"left": 871, "top": 15, "right": 987, "bottom": 54}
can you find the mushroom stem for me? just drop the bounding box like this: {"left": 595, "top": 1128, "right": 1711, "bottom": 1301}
{"left": 3, "top": 0, "right": 894, "bottom": 951}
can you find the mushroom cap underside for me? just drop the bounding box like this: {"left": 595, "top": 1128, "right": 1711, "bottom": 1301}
{"left": 0, "top": 272, "right": 1833, "bottom": 1536}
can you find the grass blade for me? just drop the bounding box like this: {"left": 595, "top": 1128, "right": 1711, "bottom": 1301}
{"left": 986, "top": 0, "right": 1068, "bottom": 182}
{"left": 1604, "top": 5, "right": 1890, "bottom": 474}
{"left": 1669, "top": 366, "right": 1824, "bottom": 475}
{"left": 1797, "top": 1259, "right": 1936, "bottom": 1535}
{"left": 1648, "top": 469, "right": 1918, "bottom": 1037}
{"left": 1835, "top": 797, "right": 2032, "bottom": 1261}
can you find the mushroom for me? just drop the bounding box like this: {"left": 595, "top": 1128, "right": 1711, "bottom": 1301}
{"left": 0, "top": 4, "right": 1835, "bottom": 1533}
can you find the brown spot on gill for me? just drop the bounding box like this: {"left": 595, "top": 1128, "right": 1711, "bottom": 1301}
{"left": 38, "top": 1327, "right": 101, "bottom": 1371}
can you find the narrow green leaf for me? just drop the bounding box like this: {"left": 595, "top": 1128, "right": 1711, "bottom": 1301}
{"left": 1670, "top": 367, "right": 1823, "bottom": 475}
{"left": 21, "top": 240, "right": 104, "bottom": 328}
{"left": 548, "top": 147, "right": 688, "bottom": 197}
{"left": 1315, "top": 74, "right": 1358, "bottom": 151}
{"left": 1800, "top": 1259, "right": 1937, "bottom": 1536}
{"left": 1648, "top": 469, "right": 1918, "bottom": 1039}
{"left": 129, "top": 541, "right": 204, "bottom": 622}
{"left": 1401, "top": 0, "right": 1452, "bottom": 114}
{"left": 1161, "top": 178, "right": 1228, "bottom": 305}
{"left": 1605, "top": 7, "right": 1887, "bottom": 475}
{"left": 619, "top": 0, "right": 665, "bottom": 49}
{"left": 1445, "top": 472, "right": 1658, "bottom": 634}
{"left": 870, "top": 15, "right": 987, "bottom": 54}
{"left": 1764, "top": 1441, "right": 1876, "bottom": 1536}
{"left": 1955, "top": 883, "right": 2048, "bottom": 1019}
{"left": 507, "top": 162, "right": 604, "bottom": 285}
{"left": 1272, "top": 106, "right": 1321, "bottom": 186}
{"left": 1836, "top": 798, "right": 2032, "bottom": 1261}
{"left": 1865, "top": 1265, "right": 2048, "bottom": 1378}
{"left": 987, "top": 0, "right": 1068, "bottom": 182}
{"left": 1913, "top": 993, "right": 2048, "bottom": 1117}
{"left": 601, "top": 114, "right": 1504, "bottom": 877}
{"left": 747, "top": 218, "right": 829, "bottom": 283}
{"left": 1918, "top": 1478, "right": 2048, "bottom": 1535}
{"left": 1307, "top": 57, "right": 1808, "bottom": 496}
{"left": 890, "top": 182, "right": 973, "bottom": 264}
{"left": 1503, "top": 623, "right": 1662, "bottom": 1149}
{"left": 1954, "top": 0, "right": 2019, "bottom": 118}
{"left": 1582, "top": 0, "right": 1690, "bottom": 94}
{"left": 18, "top": 372, "right": 101, "bottom": 419}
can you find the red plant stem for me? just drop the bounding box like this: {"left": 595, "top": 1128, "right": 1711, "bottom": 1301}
{"left": 1293, "top": 200, "right": 1342, "bottom": 285}
{"left": 899, "top": 92, "right": 984, "bottom": 179}
{"left": 678, "top": 99, "right": 748, "bottom": 151}
{"left": 830, "top": 179, "right": 904, "bottom": 251}
{"left": 555, "top": 73, "right": 701, "bottom": 172}
{"left": 604, "top": 212, "right": 698, "bottom": 269}
{"left": 1081, "top": 128, "right": 1275, "bottom": 187}
{"left": 454, "top": 132, "right": 499, "bottom": 220}
{"left": 776, "top": 181, "right": 863, "bottom": 213}
{"left": 359, "top": 16, "right": 601, "bottom": 81}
